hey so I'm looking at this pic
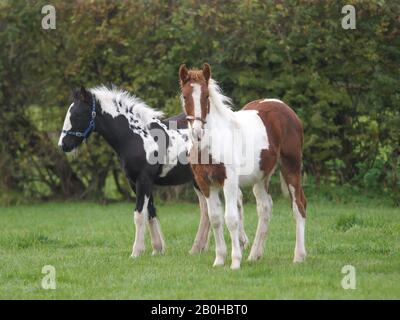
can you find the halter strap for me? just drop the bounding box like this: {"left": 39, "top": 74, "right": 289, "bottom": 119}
{"left": 62, "top": 94, "right": 97, "bottom": 140}
{"left": 186, "top": 115, "right": 207, "bottom": 124}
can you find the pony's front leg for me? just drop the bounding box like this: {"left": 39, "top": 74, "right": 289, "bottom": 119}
{"left": 223, "top": 179, "right": 242, "bottom": 270}
{"left": 206, "top": 188, "right": 226, "bottom": 267}
{"left": 131, "top": 181, "right": 150, "bottom": 258}
{"left": 190, "top": 187, "right": 210, "bottom": 254}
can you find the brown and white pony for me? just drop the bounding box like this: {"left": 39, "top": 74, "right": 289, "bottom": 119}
{"left": 179, "top": 63, "right": 307, "bottom": 269}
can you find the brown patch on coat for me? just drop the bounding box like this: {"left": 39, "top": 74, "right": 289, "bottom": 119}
{"left": 189, "top": 149, "right": 226, "bottom": 198}
{"left": 243, "top": 99, "right": 307, "bottom": 217}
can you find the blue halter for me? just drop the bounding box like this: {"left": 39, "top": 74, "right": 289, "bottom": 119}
{"left": 62, "top": 95, "right": 97, "bottom": 140}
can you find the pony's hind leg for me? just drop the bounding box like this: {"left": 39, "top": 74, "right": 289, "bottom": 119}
{"left": 237, "top": 188, "right": 249, "bottom": 250}
{"left": 147, "top": 195, "right": 165, "bottom": 255}
{"left": 281, "top": 165, "right": 307, "bottom": 263}
{"left": 289, "top": 182, "right": 306, "bottom": 262}
{"left": 190, "top": 187, "right": 211, "bottom": 254}
{"left": 248, "top": 180, "right": 273, "bottom": 261}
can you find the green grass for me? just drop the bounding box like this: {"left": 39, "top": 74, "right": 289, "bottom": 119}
{"left": 0, "top": 197, "right": 399, "bottom": 299}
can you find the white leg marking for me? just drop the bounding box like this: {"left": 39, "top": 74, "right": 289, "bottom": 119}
{"left": 289, "top": 185, "right": 306, "bottom": 263}
{"left": 248, "top": 181, "right": 272, "bottom": 261}
{"left": 131, "top": 196, "right": 149, "bottom": 258}
{"left": 206, "top": 189, "right": 227, "bottom": 267}
{"left": 190, "top": 188, "right": 210, "bottom": 254}
{"left": 148, "top": 217, "right": 165, "bottom": 255}
{"left": 223, "top": 180, "right": 242, "bottom": 270}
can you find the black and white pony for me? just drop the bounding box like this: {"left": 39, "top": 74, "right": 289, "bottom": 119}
{"left": 58, "top": 86, "right": 225, "bottom": 257}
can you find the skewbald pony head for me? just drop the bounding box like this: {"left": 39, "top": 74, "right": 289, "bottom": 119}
{"left": 179, "top": 63, "right": 211, "bottom": 86}
{"left": 179, "top": 63, "right": 212, "bottom": 141}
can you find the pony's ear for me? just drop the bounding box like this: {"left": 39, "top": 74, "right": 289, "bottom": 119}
{"left": 77, "top": 86, "right": 91, "bottom": 104}
{"left": 202, "top": 63, "right": 211, "bottom": 82}
{"left": 72, "top": 88, "right": 79, "bottom": 99}
{"left": 179, "top": 64, "right": 189, "bottom": 84}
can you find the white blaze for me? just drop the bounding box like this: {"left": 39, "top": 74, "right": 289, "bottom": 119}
{"left": 191, "top": 83, "right": 202, "bottom": 118}
{"left": 190, "top": 83, "right": 203, "bottom": 139}
{"left": 58, "top": 103, "right": 73, "bottom": 146}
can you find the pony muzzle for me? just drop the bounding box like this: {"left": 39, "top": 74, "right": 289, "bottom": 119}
{"left": 191, "top": 120, "right": 205, "bottom": 141}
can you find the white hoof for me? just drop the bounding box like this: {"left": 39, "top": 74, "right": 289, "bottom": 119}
{"left": 131, "top": 246, "right": 145, "bottom": 258}
{"left": 293, "top": 251, "right": 306, "bottom": 263}
{"left": 247, "top": 248, "right": 263, "bottom": 262}
{"left": 213, "top": 257, "right": 225, "bottom": 267}
{"left": 189, "top": 244, "right": 206, "bottom": 255}
{"left": 152, "top": 249, "right": 164, "bottom": 256}
{"left": 230, "top": 259, "right": 241, "bottom": 270}
{"left": 151, "top": 243, "right": 165, "bottom": 256}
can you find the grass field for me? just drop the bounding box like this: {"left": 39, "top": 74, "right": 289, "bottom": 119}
{"left": 0, "top": 196, "right": 399, "bottom": 299}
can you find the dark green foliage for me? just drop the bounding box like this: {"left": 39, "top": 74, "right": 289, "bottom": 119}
{"left": 0, "top": 0, "right": 398, "bottom": 204}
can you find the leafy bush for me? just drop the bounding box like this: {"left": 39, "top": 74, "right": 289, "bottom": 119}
{"left": 0, "top": 0, "right": 398, "bottom": 205}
